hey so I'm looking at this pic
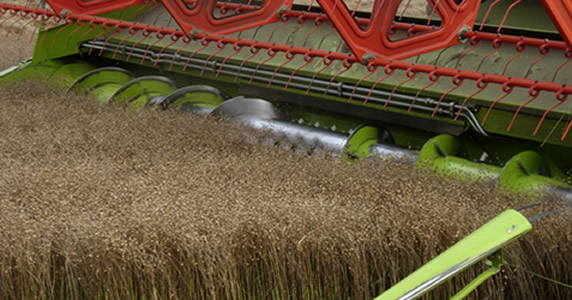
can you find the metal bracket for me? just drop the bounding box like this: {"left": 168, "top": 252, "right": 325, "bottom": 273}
{"left": 314, "top": 0, "right": 481, "bottom": 61}
{"left": 161, "top": 0, "right": 293, "bottom": 36}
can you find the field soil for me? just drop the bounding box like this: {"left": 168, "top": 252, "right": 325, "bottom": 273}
{"left": 0, "top": 1, "right": 571, "bottom": 299}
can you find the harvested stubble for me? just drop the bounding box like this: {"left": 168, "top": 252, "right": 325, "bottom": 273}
{"left": 0, "top": 83, "right": 570, "bottom": 299}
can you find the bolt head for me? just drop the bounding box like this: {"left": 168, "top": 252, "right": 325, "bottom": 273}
{"left": 362, "top": 53, "right": 376, "bottom": 65}
{"left": 60, "top": 9, "right": 72, "bottom": 18}
{"left": 458, "top": 25, "right": 471, "bottom": 43}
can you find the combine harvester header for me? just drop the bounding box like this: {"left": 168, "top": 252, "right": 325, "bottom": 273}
{"left": 0, "top": 1, "right": 571, "bottom": 297}
{"left": 1, "top": 0, "right": 570, "bottom": 197}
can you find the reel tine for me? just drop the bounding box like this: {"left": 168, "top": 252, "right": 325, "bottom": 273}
{"left": 507, "top": 85, "right": 540, "bottom": 132}
{"left": 563, "top": 119, "right": 572, "bottom": 141}
{"left": 525, "top": 43, "right": 550, "bottom": 79}
{"left": 216, "top": 42, "right": 242, "bottom": 78}
{"left": 455, "top": 36, "right": 479, "bottom": 69}
{"left": 250, "top": 25, "right": 263, "bottom": 41}
{"left": 51, "top": 17, "right": 73, "bottom": 47}
{"left": 427, "top": 0, "right": 441, "bottom": 25}
{"left": 100, "top": 26, "right": 124, "bottom": 56}
{"left": 249, "top": 48, "right": 277, "bottom": 84}
{"left": 268, "top": 51, "right": 295, "bottom": 87}
{"left": 364, "top": 68, "right": 394, "bottom": 105}
{"left": 29, "top": 21, "right": 40, "bottom": 43}
{"left": 169, "top": 36, "right": 192, "bottom": 71}
{"left": 409, "top": 71, "right": 440, "bottom": 112}
{"left": 533, "top": 93, "right": 567, "bottom": 136}
{"left": 432, "top": 46, "right": 449, "bottom": 66}
{"left": 480, "top": 0, "right": 501, "bottom": 31}
{"left": 302, "top": 17, "right": 324, "bottom": 48}
{"left": 155, "top": 33, "right": 181, "bottom": 66}
{"left": 88, "top": 23, "right": 112, "bottom": 56}
{"left": 1, "top": 9, "right": 19, "bottom": 34}
{"left": 432, "top": 75, "right": 464, "bottom": 118}
{"left": 306, "top": 56, "right": 333, "bottom": 95}
{"left": 351, "top": 0, "right": 362, "bottom": 17}
{"left": 398, "top": 0, "right": 413, "bottom": 20}
{"left": 498, "top": 0, "right": 523, "bottom": 33}
{"left": 552, "top": 49, "right": 572, "bottom": 82}
{"left": 285, "top": 53, "right": 313, "bottom": 90}
{"left": 234, "top": 45, "right": 259, "bottom": 82}
{"left": 306, "top": 0, "right": 316, "bottom": 11}
{"left": 112, "top": 24, "right": 138, "bottom": 58}
{"left": 126, "top": 29, "right": 152, "bottom": 62}
{"left": 75, "top": 19, "right": 97, "bottom": 51}
{"left": 386, "top": 68, "right": 416, "bottom": 107}
{"left": 29, "top": 6, "right": 56, "bottom": 44}
{"left": 317, "top": 28, "right": 336, "bottom": 49}
{"left": 349, "top": 64, "right": 378, "bottom": 102}
{"left": 201, "top": 40, "right": 227, "bottom": 75}
{"left": 0, "top": 1, "right": 42, "bottom": 41}
{"left": 268, "top": 18, "right": 289, "bottom": 42}
{"left": 476, "top": 38, "right": 502, "bottom": 72}
{"left": 455, "top": 78, "right": 487, "bottom": 120}
{"left": 4, "top": 9, "right": 25, "bottom": 38}
{"left": 323, "top": 59, "right": 353, "bottom": 96}
{"left": 39, "top": 15, "right": 62, "bottom": 46}
{"left": 17, "top": 16, "right": 36, "bottom": 41}
{"left": 335, "top": 38, "right": 345, "bottom": 53}
{"left": 118, "top": 6, "right": 128, "bottom": 21}
{"left": 141, "top": 31, "right": 166, "bottom": 64}
{"left": 286, "top": 15, "right": 307, "bottom": 46}
{"left": 64, "top": 19, "right": 85, "bottom": 49}
{"left": 502, "top": 40, "right": 525, "bottom": 76}
{"left": 481, "top": 82, "right": 514, "bottom": 126}
{"left": 184, "top": 38, "right": 211, "bottom": 72}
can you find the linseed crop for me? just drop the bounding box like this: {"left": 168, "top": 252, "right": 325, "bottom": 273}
{"left": 1, "top": 82, "right": 570, "bottom": 299}
{"left": 0, "top": 1, "right": 571, "bottom": 299}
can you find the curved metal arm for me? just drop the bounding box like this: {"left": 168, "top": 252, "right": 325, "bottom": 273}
{"left": 375, "top": 210, "right": 532, "bottom": 300}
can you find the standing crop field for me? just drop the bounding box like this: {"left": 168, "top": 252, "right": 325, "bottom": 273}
{"left": 0, "top": 1, "right": 571, "bottom": 299}
{"left": 1, "top": 83, "right": 570, "bottom": 299}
